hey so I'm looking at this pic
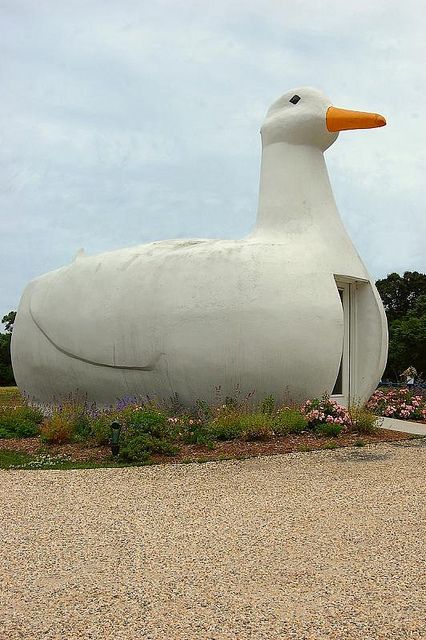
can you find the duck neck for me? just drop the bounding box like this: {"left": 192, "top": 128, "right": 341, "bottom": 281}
{"left": 251, "top": 142, "right": 339, "bottom": 238}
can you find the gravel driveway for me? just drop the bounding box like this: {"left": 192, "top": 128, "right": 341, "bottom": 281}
{"left": 1, "top": 441, "right": 426, "bottom": 640}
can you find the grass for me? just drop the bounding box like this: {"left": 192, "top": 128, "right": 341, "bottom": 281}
{"left": 0, "top": 449, "right": 148, "bottom": 470}
{"left": 0, "top": 386, "right": 23, "bottom": 406}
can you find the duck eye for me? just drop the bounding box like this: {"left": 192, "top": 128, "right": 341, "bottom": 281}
{"left": 289, "top": 95, "right": 301, "bottom": 104}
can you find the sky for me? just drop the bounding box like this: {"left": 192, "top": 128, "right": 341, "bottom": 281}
{"left": 1, "top": 0, "right": 425, "bottom": 324}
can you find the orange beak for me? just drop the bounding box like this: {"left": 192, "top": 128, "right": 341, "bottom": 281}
{"left": 326, "top": 106, "right": 386, "bottom": 132}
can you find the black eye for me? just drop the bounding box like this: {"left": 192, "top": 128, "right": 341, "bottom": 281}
{"left": 289, "top": 95, "right": 301, "bottom": 104}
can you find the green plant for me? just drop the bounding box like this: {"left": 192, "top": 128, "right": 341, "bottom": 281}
{"left": 349, "top": 403, "right": 379, "bottom": 434}
{"left": 323, "top": 441, "right": 337, "bottom": 449}
{"left": 119, "top": 433, "right": 179, "bottom": 462}
{"left": 40, "top": 401, "right": 89, "bottom": 444}
{"left": 207, "top": 411, "right": 245, "bottom": 441}
{"left": 315, "top": 423, "right": 343, "bottom": 438}
{"left": 182, "top": 421, "right": 214, "bottom": 447}
{"left": 124, "top": 407, "right": 170, "bottom": 437}
{"left": 260, "top": 394, "right": 275, "bottom": 415}
{"left": 0, "top": 416, "right": 40, "bottom": 439}
{"left": 239, "top": 413, "right": 274, "bottom": 441}
{"left": 298, "top": 444, "right": 312, "bottom": 452}
{"left": 302, "top": 394, "right": 350, "bottom": 429}
{"left": 89, "top": 415, "right": 113, "bottom": 445}
{"left": 0, "top": 404, "right": 44, "bottom": 439}
{"left": 273, "top": 408, "right": 308, "bottom": 435}
{"left": 195, "top": 399, "right": 213, "bottom": 421}
{"left": 354, "top": 439, "right": 366, "bottom": 447}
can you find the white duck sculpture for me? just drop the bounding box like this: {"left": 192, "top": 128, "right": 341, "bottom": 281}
{"left": 12, "top": 87, "right": 388, "bottom": 407}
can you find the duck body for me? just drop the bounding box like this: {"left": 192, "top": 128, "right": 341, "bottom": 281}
{"left": 12, "top": 88, "right": 388, "bottom": 407}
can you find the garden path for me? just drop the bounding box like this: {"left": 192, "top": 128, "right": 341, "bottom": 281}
{"left": 380, "top": 416, "right": 426, "bottom": 436}
{"left": 1, "top": 441, "right": 426, "bottom": 639}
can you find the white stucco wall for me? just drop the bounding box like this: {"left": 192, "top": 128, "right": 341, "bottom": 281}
{"left": 12, "top": 87, "right": 388, "bottom": 407}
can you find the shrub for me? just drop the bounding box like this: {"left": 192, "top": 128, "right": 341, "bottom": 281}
{"left": 260, "top": 395, "right": 275, "bottom": 415}
{"left": 354, "top": 439, "right": 366, "bottom": 447}
{"left": 239, "top": 414, "right": 274, "bottom": 441}
{"left": 348, "top": 403, "right": 379, "bottom": 434}
{"left": 0, "top": 404, "right": 44, "bottom": 439}
{"left": 119, "top": 434, "right": 179, "bottom": 462}
{"left": 181, "top": 419, "right": 213, "bottom": 446}
{"left": 273, "top": 408, "right": 308, "bottom": 435}
{"left": 123, "top": 407, "right": 170, "bottom": 438}
{"left": 208, "top": 416, "right": 244, "bottom": 441}
{"left": 41, "top": 406, "right": 76, "bottom": 443}
{"left": 315, "top": 423, "right": 343, "bottom": 438}
{"left": 301, "top": 394, "right": 350, "bottom": 430}
{"left": 89, "top": 415, "right": 113, "bottom": 445}
{"left": 367, "top": 387, "right": 426, "bottom": 421}
{"left": 0, "top": 416, "right": 39, "bottom": 439}
{"left": 41, "top": 401, "right": 91, "bottom": 444}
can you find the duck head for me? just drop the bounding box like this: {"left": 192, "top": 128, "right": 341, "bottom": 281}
{"left": 261, "top": 87, "right": 386, "bottom": 150}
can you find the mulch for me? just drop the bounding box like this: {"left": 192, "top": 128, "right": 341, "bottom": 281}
{"left": 0, "top": 428, "right": 419, "bottom": 465}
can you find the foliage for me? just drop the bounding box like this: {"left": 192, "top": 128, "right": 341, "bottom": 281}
{"left": 367, "top": 387, "right": 426, "bottom": 421}
{"left": 273, "top": 408, "right": 308, "bottom": 435}
{"left": 315, "top": 423, "right": 343, "bottom": 438}
{"left": 1, "top": 311, "right": 16, "bottom": 333}
{"left": 0, "top": 333, "right": 15, "bottom": 386}
{"left": 0, "top": 311, "right": 16, "bottom": 386}
{"left": 387, "top": 300, "right": 426, "bottom": 379}
{"left": 260, "top": 394, "right": 275, "bottom": 414}
{"left": 301, "top": 394, "right": 350, "bottom": 429}
{"left": 119, "top": 433, "right": 179, "bottom": 462}
{"left": 122, "top": 406, "right": 171, "bottom": 438}
{"left": 376, "top": 273, "right": 426, "bottom": 379}
{"left": 0, "top": 404, "right": 43, "bottom": 439}
{"left": 348, "top": 403, "right": 379, "bottom": 434}
{"left": 376, "top": 272, "right": 426, "bottom": 324}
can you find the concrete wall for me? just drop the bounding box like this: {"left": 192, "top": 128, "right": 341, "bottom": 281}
{"left": 12, "top": 87, "right": 388, "bottom": 407}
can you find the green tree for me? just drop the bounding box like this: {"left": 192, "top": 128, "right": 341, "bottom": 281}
{"left": 0, "top": 311, "right": 16, "bottom": 386}
{"left": 1, "top": 311, "right": 16, "bottom": 333}
{"left": 376, "top": 271, "right": 426, "bottom": 323}
{"left": 376, "top": 274, "right": 426, "bottom": 381}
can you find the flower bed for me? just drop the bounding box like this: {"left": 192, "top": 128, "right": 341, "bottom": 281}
{"left": 367, "top": 387, "right": 426, "bottom": 421}
{"left": 0, "top": 388, "right": 420, "bottom": 468}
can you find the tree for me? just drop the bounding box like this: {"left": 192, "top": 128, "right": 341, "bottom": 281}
{"left": 376, "top": 274, "right": 426, "bottom": 381}
{"left": 1, "top": 311, "right": 16, "bottom": 333}
{"left": 0, "top": 310, "right": 16, "bottom": 386}
{"left": 376, "top": 271, "right": 426, "bottom": 323}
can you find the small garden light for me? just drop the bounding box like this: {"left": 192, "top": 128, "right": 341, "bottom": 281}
{"left": 110, "top": 421, "right": 122, "bottom": 456}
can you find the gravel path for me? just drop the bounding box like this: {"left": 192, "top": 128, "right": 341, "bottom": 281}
{"left": 1, "top": 440, "right": 426, "bottom": 640}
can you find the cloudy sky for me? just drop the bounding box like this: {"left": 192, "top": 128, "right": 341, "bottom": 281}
{"left": 1, "top": 0, "right": 425, "bottom": 323}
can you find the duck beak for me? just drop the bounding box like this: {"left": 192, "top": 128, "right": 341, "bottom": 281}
{"left": 326, "top": 106, "right": 386, "bottom": 132}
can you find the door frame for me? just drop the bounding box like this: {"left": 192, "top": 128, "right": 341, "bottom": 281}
{"left": 331, "top": 278, "right": 359, "bottom": 407}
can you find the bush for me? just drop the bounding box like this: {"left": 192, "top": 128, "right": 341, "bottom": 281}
{"left": 181, "top": 420, "right": 213, "bottom": 446}
{"left": 260, "top": 395, "right": 275, "bottom": 415}
{"left": 119, "top": 433, "right": 179, "bottom": 462}
{"left": 301, "top": 394, "right": 350, "bottom": 430}
{"left": 348, "top": 403, "right": 379, "bottom": 434}
{"left": 89, "top": 415, "right": 112, "bottom": 445}
{"left": 208, "top": 418, "right": 244, "bottom": 441}
{"left": 0, "top": 416, "right": 40, "bottom": 439}
{"left": 41, "top": 401, "right": 92, "bottom": 444}
{"left": 123, "top": 407, "right": 170, "bottom": 438}
{"left": 367, "top": 387, "right": 426, "bottom": 421}
{"left": 239, "top": 413, "right": 274, "bottom": 441}
{"left": 315, "top": 423, "right": 343, "bottom": 438}
{"left": 41, "top": 406, "right": 76, "bottom": 443}
{"left": 273, "top": 408, "right": 308, "bottom": 435}
{"left": 0, "top": 404, "right": 44, "bottom": 439}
